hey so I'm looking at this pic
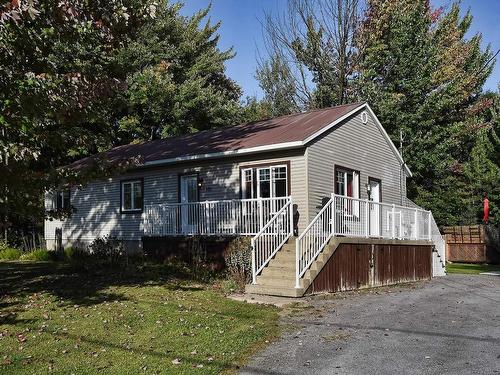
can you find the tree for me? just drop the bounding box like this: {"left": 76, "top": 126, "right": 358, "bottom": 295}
{"left": 355, "top": 0, "right": 495, "bottom": 226}
{"left": 255, "top": 54, "right": 300, "bottom": 117}
{"left": 257, "top": 0, "right": 360, "bottom": 111}
{"left": 0, "top": 1, "right": 242, "bottom": 240}
{"left": 463, "top": 93, "right": 500, "bottom": 224}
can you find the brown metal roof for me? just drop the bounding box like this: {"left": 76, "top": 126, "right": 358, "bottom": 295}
{"left": 69, "top": 102, "right": 365, "bottom": 170}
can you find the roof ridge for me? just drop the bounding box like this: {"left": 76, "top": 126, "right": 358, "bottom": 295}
{"left": 239, "top": 101, "right": 365, "bottom": 126}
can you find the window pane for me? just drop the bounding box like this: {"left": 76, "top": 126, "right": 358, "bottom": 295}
{"left": 133, "top": 182, "right": 143, "bottom": 209}
{"left": 258, "top": 168, "right": 271, "bottom": 198}
{"left": 274, "top": 179, "right": 287, "bottom": 197}
{"left": 242, "top": 169, "right": 253, "bottom": 199}
{"left": 347, "top": 172, "right": 353, "bottom": 197}
{"left": 336, "top": 171, "right": 345, "bottom": 195}
{"left": 123, "top": 183, "right": 132, "bottom": 210}
{"left": 187, "top": 178, "right": 197, "bottom": 202}
{"left": 273, "top": 166, "right": 287, "bottom": 179}
{"left": 259, "top": 168, "right": 270, "bottom": 181}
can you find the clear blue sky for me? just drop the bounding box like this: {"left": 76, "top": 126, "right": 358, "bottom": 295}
{"left": 181, "top": 0, "right": 500, "bottom": 98}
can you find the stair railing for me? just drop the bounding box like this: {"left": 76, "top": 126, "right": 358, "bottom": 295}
{"left": 295, "top": 196, "right": 334, "bottom": 288}
{"left": 251, "top": 197, "right": 293, "bottom": 284}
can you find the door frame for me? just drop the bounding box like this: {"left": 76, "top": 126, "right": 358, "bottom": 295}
{"left": 178, "top": 173, "right": 199, "bottom": 233}
{"left": 368, "top": 177, "right": 382, "bottom": 237}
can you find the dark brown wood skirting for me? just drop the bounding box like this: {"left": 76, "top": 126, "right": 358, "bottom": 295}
{"left": 306, "top": 243, "right": 432, "bottom": 294}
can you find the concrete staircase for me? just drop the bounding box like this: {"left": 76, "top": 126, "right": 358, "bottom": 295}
{"left": 245, "top": 237, "right": 343, "bottom": 297}
{"left": 432, "top": 248, "right": 447, "bottom": 276}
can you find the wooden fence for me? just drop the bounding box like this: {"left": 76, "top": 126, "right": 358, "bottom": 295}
{"left": 443, "top": 225, "right": 500, "bottom": 264}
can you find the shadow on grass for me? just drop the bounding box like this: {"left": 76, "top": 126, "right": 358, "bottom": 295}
{"left": 0, "top": 261, "right": 210, "bottom": 310}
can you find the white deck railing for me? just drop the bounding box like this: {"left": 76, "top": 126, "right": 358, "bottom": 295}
{"left": 296, "top": 194, "right": 434, "bottom": 288}
{"left": 143, "top": 197, "right": 290, "bottom": 236}
{"left": 251, "top": 199, "right": 293, "bottom": 284}
{"left": 332, "top": 194, "right": 431, "bottom": 240}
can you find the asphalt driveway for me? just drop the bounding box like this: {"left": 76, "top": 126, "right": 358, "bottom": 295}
{"left": 241, "top": 274, "right": 500, "bottom": 375}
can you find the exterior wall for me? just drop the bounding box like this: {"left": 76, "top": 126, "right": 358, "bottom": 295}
{"left": 307, "top": 108, "right": 407, "bottom": 221}
{"left": 44, "top": 149, "right": 307, "bottom": 250}
{"left": 306, "top": 243, "right": 432, "bottom": 294}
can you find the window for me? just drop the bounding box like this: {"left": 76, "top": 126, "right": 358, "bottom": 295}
{"left": 55, "top": 190, "right": 70, "bottom": 210}
{"left": 240, "top": 164, "right": 288, "bottom": 199}
{"left": 258, "top": 168, "right": 271, "bottom": 198}
{"left": 241, "top": 168, "right": 254, "bottom": 199}
{"left": 335, "top": 167, "right": 359, "bottom": 216}
{"left": 121, "top": 180, "right": 143, "bottom": 212}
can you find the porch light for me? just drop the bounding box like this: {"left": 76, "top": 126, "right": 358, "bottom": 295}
{"left": 365, "top": 183, "right": 371, "bottom": 200}
{"left": 197, "top": 178, "right": 204, "bottom": 188}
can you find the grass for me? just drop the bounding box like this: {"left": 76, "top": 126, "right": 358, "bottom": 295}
{"left": 0, "top": 248, "right": 21, "bottom": 261}
{"left": 0, "top": 262, "right": 280, "bottom": 374}
{"left": 446, "top": 262, "right": 500, "bottom": 275}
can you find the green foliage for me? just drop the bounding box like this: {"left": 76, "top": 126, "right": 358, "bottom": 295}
{"left": 255, "top": 54, "right": 300, "bottom": 116}
{"left": 0, "top": 1, "right": 242, "bottom": 236}
{"left": 64, "top": 246, "right": 87, "bottom": 261}
{"left": 0, "top": 248, "right": 21, "bottom": 260}
{"left": 19, "top": 249, "right": 51, "bottom": 261}
{"left": 88, "top": 236, "right": 125, "bottom": 266}
{"left": 223, "top": 237, "right": 252, "bottom": 287}
{"left": 355, "top": 0, "right": 496, "bottom": 226}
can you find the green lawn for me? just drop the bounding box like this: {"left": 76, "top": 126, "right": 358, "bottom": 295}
{"left": 0, "top": 262, "right": 280, "bottom": 374}
{"left": 446, "top": 262, "right": 500, "bottom": 275}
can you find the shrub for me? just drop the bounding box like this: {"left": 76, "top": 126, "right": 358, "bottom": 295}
{"left": 223, "top": 237, "right": 252, "bottom": 287}
{"left": 0, "top": 248, "right": 22, "bottom": 260}
{"left": 0, "top": 239, "right": 8, "bottom": 252}
{"left": 20, "top": 249, "right": 51, "bottom": 261}
{"left": 64, "top": 246, "right": 88, "bottom": 261}
{"left": 88, "top": 236, "right": 125, "bottom": 266}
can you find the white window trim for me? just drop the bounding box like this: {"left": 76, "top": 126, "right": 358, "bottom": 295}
{"left": 256, "top": 165, "right": 288, "bottom": 199}
{"left": 336, "top": 168, "right": 360, "bottom": 217}
{"left": 241, "top": 168, "right": 254, "bottom": 199}
{"left": 55, "top": 190, "right": 70, "bottom": 210}
{"left": 240, "top": 164, "right": 289, "bottom": 199}
{"left": 121, "top": 180, "right": 143, "bottom": 212}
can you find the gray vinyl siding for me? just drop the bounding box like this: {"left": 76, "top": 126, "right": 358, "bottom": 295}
{"left": 44, "top": 149, "right": 307, "bottom": 247}
{"left": 307, "top": 108, "right": 407, "bottom": 220}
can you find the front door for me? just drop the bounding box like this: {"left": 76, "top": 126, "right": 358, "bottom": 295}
{"left": 180, "top": 175, "right": 198, "bottom": 233}
{"left": 369, "top": 179, "right": 381, "bottom": 236}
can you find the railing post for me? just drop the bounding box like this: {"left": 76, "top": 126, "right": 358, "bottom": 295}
{"left": 288, "top": 197, "right": 294, "bottom": 236}
{"left": 295, "top": 239, "right": 300, "bottom": 288}
{"left": 251, "top": 239, "right": 257, "bottom": 284}
{"left": 331, "top": 193, "right": 336, "bottom": 235}
{"left": 365, "top": 199, "right": 369, "bottom": 238}
{"left": 391, "top": 204, "right": 396, "bottom": 239}
{"left": 414, "top": 209, "right": 418, "bottom": 240}
{"left": 428, "top": 211, "right": 432, "bottom": 241}
{"left": 258, "top": 197, "right": 263, "bottom": 230}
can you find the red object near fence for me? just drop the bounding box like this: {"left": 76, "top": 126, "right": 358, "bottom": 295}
{"left": 483, "top": 196, "right": 489, "bottom": 224}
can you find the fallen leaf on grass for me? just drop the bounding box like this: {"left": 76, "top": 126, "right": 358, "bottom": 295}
{"left": 17, "top": 334, "right": 27, "bottom": 343}
{"left": 172, "top": 358, "right": 181, "bottom": 365}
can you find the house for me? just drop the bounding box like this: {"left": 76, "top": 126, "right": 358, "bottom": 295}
{"left": 45, "top": 102, "right": 446, "bottom": 296}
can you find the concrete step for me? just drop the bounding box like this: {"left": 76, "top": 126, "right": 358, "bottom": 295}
{"left": 254, "top": 276, "right": 295, "bottom": 288}
{"left": 245, "top": 284, "right": 304, "bottom": 298}
{"left": 261, "top": 266, "right": 295, "bottom": 277}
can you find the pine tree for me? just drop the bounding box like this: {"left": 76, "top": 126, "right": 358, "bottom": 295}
{"left": 356, "top": 0, "right": 494, "bottom": 225}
